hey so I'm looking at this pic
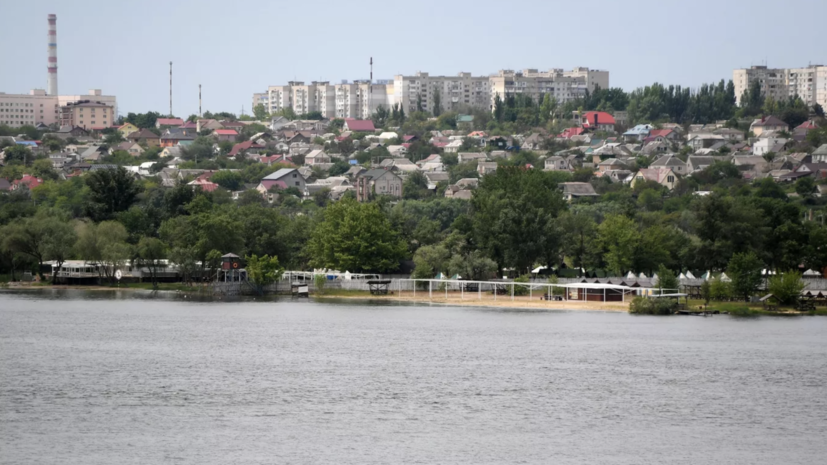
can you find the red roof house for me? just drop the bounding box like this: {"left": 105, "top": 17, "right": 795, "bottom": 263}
{"left": 559, "top": 127, "right": 585, "bottom": 139}
{"left": 580, "top": 112, "right": 616, "bottom": 131}
{"left": 214, "top": 129, "right": 239, "bottom": 142}
{"left": 179, "top": 121, "right": 198, "bottom": 129}
{"left": 343, "top": 119, "right": 376, "bottom": 132}
{"left": 156, "top": 118, "right": 185, "bottom": 128}
{"left": 11, "top": 175, "right": 43, "bottom": 191}
{"left": 228, "top": 140, "right": 264, "bottom": 158}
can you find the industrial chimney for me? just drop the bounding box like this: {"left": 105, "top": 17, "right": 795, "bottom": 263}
{"left": 47, "top": 14, "right": 58, "bottom": 96}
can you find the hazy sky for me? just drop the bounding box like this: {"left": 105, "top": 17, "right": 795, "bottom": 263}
{"left": 1, "top": 0, "right": 825, "bottom": 118}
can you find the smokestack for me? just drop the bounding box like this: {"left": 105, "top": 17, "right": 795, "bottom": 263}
{"left": 169, "top": 61, "right": 173, "bottom": 117}
{"left": 47, "top": 14, "right": 58, "bottom": 96}
{"left": 370, "top": 57, "right": 373, "bottom": 84}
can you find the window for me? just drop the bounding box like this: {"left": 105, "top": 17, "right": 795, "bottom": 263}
{"left": 667, "top": 176, "right": 675, "bottom": 183}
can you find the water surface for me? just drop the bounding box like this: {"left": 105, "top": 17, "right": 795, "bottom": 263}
{"left": 1, "top": 290, "right": 826, "bottom": 464}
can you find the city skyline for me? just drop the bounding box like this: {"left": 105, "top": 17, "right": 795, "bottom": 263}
{"left": 1, "top": 0, "right": 826, "bottom": 117}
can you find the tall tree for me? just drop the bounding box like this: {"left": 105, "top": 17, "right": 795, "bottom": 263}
{"left": 85, "top": 167, "right": 141, "bottom": 221}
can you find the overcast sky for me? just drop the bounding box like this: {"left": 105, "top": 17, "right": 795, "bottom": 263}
{"left": 1, "top": 0, "right": 825, "bottom": 118}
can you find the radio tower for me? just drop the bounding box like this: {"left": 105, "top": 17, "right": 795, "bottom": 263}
{"left": 169, "top": 61, "right": 173, "bottom": 117}
{"left": 47, "top": 14, "right": 58, "bottom": 95}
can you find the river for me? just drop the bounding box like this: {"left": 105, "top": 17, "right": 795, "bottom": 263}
{"left": 1, "top": 289, "right": 826, "bottom": 464}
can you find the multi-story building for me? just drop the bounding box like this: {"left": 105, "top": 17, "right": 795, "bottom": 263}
{"left": 393, "top": 72, "right": 490, "bottom": 115}
{"left": 734, "top": 65, "right": 827, "bottom": 107}
{"left": 254, "top": 67, "right": 609, "bottom": 118}
{"left": 59, "top": 100, "right": 115, "bottom": 130}
{"left": 58, "top": 90, "right": 118, "bottom": 121}
{"left": 0, "top": 89, "right": 60, "bottom": 127}
{"left": 252, "top": 92, "right": 268, "bottom": 113}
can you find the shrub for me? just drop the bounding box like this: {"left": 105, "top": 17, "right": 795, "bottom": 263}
{"left": 629, "top": 296, "right": 677, "bottom": 315}
{"left": 700, "top": 280, "right": 711, "bottom": 304}
{"left": 513, "top": 274, "right": 531, "bottom": 296}
{"left": 709, "top": 277, "right": 733, "bottom": 301}
{"left": 656, "top": 264, "right": 679, "bottom": 293}
{"left": 314, "top": 274, "right": 327, "bottom": 295}
{"left": 767, "top": 272, "right": 805, "bottom": 305}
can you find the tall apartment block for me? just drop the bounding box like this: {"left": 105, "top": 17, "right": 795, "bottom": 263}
{"left": 734, "top": 65, "right": 827, "bottom": 108}
{"left": 253, "top": 67, "right": 609, "bottom": 119}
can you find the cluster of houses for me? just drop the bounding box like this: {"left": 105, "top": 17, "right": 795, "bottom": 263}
{"left": 3, "top": 110, "right": 826, "bottom": 201}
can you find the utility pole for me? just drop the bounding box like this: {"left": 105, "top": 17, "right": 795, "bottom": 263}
{"left": 169, "top": 61, "right": 173, "bottom": 117}
{"left": 199, "top": 84, "right": 202, "bottom": 117}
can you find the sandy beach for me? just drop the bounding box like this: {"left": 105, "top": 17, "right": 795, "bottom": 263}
{"left": 317, "top": 291, "right": 631, "bottom": 312}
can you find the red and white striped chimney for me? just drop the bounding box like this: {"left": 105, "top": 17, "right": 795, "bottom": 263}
{"left": 47, "top": 14, "right": 58, "bottom": 96}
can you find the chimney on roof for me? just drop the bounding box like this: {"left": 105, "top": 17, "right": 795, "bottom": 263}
{"left": 594, "top": 112, "right": 598, "bottom": 126}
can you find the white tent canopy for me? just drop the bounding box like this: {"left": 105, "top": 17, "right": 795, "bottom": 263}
{"left": 685, "top": 271, "right": 696, "bottom": 279}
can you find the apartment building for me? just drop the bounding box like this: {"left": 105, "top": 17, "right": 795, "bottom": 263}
{"left": 252, "top": 92, "right": 268, "bottom": 112}
{"left": 393, "top": 72, "right": 490, "bottom": 114}
{"left": 254, "top": 67, "right": 609, "bottom": 117}
{"left": 58, "top": 90, "right": 118, "bottom": 121}
{"left": 489, "top": 69, "right": 597, "bottom": 108}
{"left": 59, "top": 100, "right": 115, "bottom": 129}
{"left": 734, "top": 65, "right": 827, "bottom": 107}
{"left": 0, "top": 89, "right": 60, "bottom": 127}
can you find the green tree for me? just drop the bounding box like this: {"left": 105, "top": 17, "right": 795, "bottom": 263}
{"left": 245, "top": 254, "right": 284, "bottom": 294}
{"left": 656, "top": 264, "right": 679, "bottom": 293}
{"left": 597, "top": 214, "right": 640, "bottom": 276}
{"left": 432, "top": 89, "right": 442, "bottom": 117}
{"left": 447, "top": 250, "right": 498, "bottom": 281}
{"left": 85, "top": 167, "right": 142, "bottom": 221}
{"left": 308, "top": 198, "right": 407, "bottom": 272}
{"left": 2, "top": 145, "right": 33, "bottom": 165}
{"left": 727, "top": 252, "right": 763, "bottom": 301}
{"left": 411, "top": 244, "right": 451, "bottom": 280}
{"left": 2, "top": 214, "right": 76, "bottom": 280}
{"left": 74, "top": 220, "right": 131, "bottom": 282}
{"left": 253, "top": 104, "right": 268, "bottom": 121}
{"left": 210, "top": 170, "right": 244, "bottom": 191}
{"left": 136, "top": 236, "right": 167, "bottom": 288}
{"left": 31, "top": 159, "right": 59, "bottom": 181}
{"left": 795, "top": 176, "right": 817, "bottom": 198}
{"left": 767, "top": 271, "right": 805, "bottom": 306}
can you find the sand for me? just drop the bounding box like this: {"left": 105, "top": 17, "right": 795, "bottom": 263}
{"left": 317, "top": 291, "right": 631, "bottom": 312}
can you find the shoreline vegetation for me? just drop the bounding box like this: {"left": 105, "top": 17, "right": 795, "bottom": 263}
{"left": 4, "top": 283, "right": 825, "bottom": 315}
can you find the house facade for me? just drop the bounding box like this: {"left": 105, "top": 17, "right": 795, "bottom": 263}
{"left": 356, "top": 169, "right": 403, "bottom": 201}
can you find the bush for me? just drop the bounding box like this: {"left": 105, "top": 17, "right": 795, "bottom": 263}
{"left": 709, "top": 277, "right": 733, "bottom": 301}
{"left": 513, "top": 274, "right": 530, "bottom": 296}
{"left": 314, "top": 274, "right": 327, "bottom": 295}
{"left": 767, "top": 272, "right": 805, "bottom": 305}
{"left": 629, "top": 296, "right": 677, "bottom": 315}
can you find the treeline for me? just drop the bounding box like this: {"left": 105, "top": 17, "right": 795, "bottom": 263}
{"left": 2, "top": 156, "right": 826, "bottom": 284}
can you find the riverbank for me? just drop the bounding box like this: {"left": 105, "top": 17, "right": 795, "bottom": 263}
{"left": 314, "top": 290, "right": 631, "bottom": 312}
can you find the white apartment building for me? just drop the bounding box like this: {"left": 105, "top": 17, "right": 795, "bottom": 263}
{"left": 393, "top": 72, "right": 490, "bottom": 115}
{"left": 734, "top": 65, "right": 827, "bottom": 107}
{"left": 252, "top": 92, "right": 268, "bottom": 112}
{"left": 254, "top": 67, "right": 609, "bottom": 118}
{"left": 489, "top": 69, "right": 602, "bottom": 108}
{"left": 0, "top": 89, "right": 60, "bottom": 127}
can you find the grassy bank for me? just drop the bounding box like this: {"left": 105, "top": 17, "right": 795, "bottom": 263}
{"left": 686, "top": 299, "right": 827, "bottom": 316}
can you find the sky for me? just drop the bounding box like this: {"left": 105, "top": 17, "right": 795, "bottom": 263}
{"left": 1, "top": 0, "right": 825, "bottom": 118}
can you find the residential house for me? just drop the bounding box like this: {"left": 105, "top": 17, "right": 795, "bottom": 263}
{"left": 228, "top": 140, "right": 265, "bottom": 158}
{"left": 55, "top": 125, "right": 90, "bottom": 138}
{"left": 559, "top": 127, "right": 585, "bottom": 139}
{"left": 387, "top": 145, "right": 408, "bottom": 157}
{"left": 478, "top": 161, "right": 498, "bottom": 176}
{"left": 457, "top": 152, "right": 488, "bottom": 164}
{"left": 444, "top": 178, "right": 479, "bottom": 200}
{"left": 377, "top": 132, "right": 399, "bottom": 142}
{"left": 258, "top": 168, "right": 307, "bottom": 193}
{"left": 648, "top": 128, "right": 681, "bottom": 142}
{"left": 128, "top": 128, "right": 160, "bottom": 148}
{"left": 343, "top": 119, "right": 376, "bottom": 133}
{"left": 112, "top": 141, "right": 144, "bottom": 157}
{"left": 630, "top": 168, "right": 679, "bottom": 190}
{"left": 596, "top": 158, "right": 629, "bottom": 173}
{"left": 750, "top": 116, "right": 788, "bottom": 136}
{"left": 424, "top": 172, "right": 449, "bottom": 189}
{"left": 356, "top": 168, "right": 403, "bottom": 201}
{"left": 0, "top": 178, "right": 11, "bottom": 191}
{"left": 379, "top": 158, "right": 418, "bottom": 173}
{"left": 579, "top": 111, "right": 616, "bottom": 132}
{"left": 160, "top": 146, "right": 182, "bottom": 159}
{"left": 560, "top": 182, "right": 598, "bottom": 201}
{"left": 713, "top": 127, "right": 745, "bottom": 142}
{"left": 443, "top": 139, "right": 463, "bottom": 153}
{"left": 80, "top": 145, "right": 107, "bottom": 161}
{"left": 732, "top": 155, "right": 768, "bottom": 172}
{"left": 688, "top": 134, "right": 726, "bottom": 152}
{"left": 159, "top": 128, "right": 197, "bottom": 148}
{"left": 686, "top": 155, "right": 716, "bottom": 173}
{"left": 641, "top": 140, "right": 670, "bottom": 155}
{"left": 777, "top": 163, "right": 827, "bottom": 182}
{"left": 156, "top": 118, "right": 185, "bottom": 129}
{"left": 487, "top": 136, "right": 508, "bottom": 149}
{"left": 116, "top": 122, "right": 139, "bottom": 138}
{"left": 214, "top": 129, "right": 238, "bottom": 142}
{"left": 811, "top": 144, "right": 827, "bottom": 163}
{"left": 753, "top": 137, "right": 788, "bottom": 156}
{"left": 270, "top": 116, "right": 290, "bottom": 131}
{"left": 305, "top": 150, "right": 331, "bottom": 166}
{"left": 10, "top": 175, "right": 43, "bottom": 191}
{"left": 650, "top": 154, "right": 687, "bottom": 175}
{"left": 197, "top": 119, "right": 225, "bottom": 132}
{"left": 622, "top": 124, "right": 653, "bottom": 142}
{"left": 522, "top": 133, "right": 544, "bottom": 150}
{"left": 544, "top": 156, "right": 572, "bottom": 171}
